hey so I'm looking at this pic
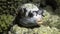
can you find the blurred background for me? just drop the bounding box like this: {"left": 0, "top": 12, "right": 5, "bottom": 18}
{"left": 0, "top": 0, "right": 60, "bottom": 34}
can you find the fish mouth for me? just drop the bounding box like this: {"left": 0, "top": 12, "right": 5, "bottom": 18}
{"left": 36, "top": 18, "right": 43, "bottom": 25}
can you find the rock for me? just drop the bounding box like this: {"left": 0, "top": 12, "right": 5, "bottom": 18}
{"left": 8, "top": 25, "right": 60, "bottom": 34}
